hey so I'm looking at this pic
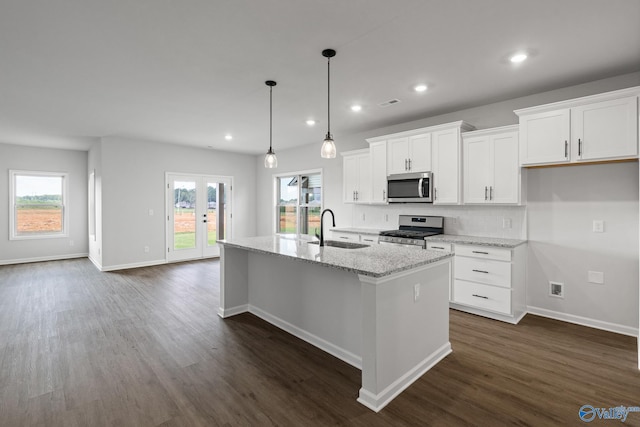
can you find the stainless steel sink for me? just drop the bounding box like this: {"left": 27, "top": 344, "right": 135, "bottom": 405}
{"left": 308, "top": 240, "right": 369, "bottom": 249}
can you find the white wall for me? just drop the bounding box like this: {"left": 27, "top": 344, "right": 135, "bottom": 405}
{"left": 0, "top": 142, "right": 88, "bottom": 264}
{"left": 97, "top": 137, "right": 256, "bottom": 270}
{"left": 255, "top": 71, "right": 640, "bottom": 332}
{"left": 527, "top": 162, "right": 639, "bottom": 332}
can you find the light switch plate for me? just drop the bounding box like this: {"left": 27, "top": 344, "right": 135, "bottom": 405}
{"left": 588, "top": 271, "right": 604, "bottom": 284}
{"left": 592, "top": 220, "right": 604, "bottom": 233}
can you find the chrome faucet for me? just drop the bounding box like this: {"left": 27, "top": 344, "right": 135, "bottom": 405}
{"left": 317, "top": 208, "right": 335, "bottom": 247}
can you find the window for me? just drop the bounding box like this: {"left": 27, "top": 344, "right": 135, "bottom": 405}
{"left": 10, "top": 170, "right": 68, "bottom": 239}
{"left": 275, "top": 170, "right": 322, "bottom": 235}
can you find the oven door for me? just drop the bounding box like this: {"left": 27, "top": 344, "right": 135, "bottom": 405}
{"left": 387, "top": 172, "right": 432, "bottom": 203}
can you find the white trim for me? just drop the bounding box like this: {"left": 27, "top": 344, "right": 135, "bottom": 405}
{"left": 88, "top": 255, "right": 102, "bottom": 271}
{"left": 0, "top": 253, "right": 88, "bottom": 266}
{"left": 449, "top": 303, "right": 526, "bottom": 325}
{"left": 100, "top": 259, "right": 166, "bottom": 272}
{"left": 248, "top": 304, "right": 362, "bottom": 369}
{"left": 358, "top": 257, "right": 452, "bottom": 285}
{"left": 527, "top": 306, "right": 638, "bottom": 337}
{"left": 365, "top": 120, "right": 474, "bottom": 143}
{"left": 357, "top": 342, "right": 452, "bottom": 413}
{"left": 217, "top": 304, "right": 249, "bottom": 318}
{"left": 272, "top": 168, "right": 324, "bottom": 236}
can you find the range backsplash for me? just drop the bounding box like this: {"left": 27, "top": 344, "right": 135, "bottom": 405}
{"left": 350, "top": 204, "right": 526, "bottom": 240}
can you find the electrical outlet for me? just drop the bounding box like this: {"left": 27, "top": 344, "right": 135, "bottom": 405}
{"left": 592, "top": 220, "right": 604, "bottom": 233}
{"left": 149, "top": 209, "right": 154, "bottom": 216}
{"left": 69, "top": 240, "right": 74, "bottom": 246}
{"left": 144, "top": 246, "right": 150, "bottom": 253}
{"left": 588, "top": 271, "right": 604, "bottom": 284}
{"left": 413, "top": 283, "right": 420, "bottom": 302}
{"left": 503, "top": 218, "right": 512, "bottom": 229}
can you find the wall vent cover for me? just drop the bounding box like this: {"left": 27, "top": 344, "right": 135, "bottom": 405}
{"left": 549, "top": 281, "right": 564, "bottom": 298}
{"left": 378, "top": 98, "right": 401, "bottom": 108}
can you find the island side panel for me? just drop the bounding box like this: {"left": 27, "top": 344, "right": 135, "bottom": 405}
{"left": 247, "top": 251, "right": 363, "bottom": 368}
{"left": 358, "top": 259, "right": 452, "bottom": 412}
{"left": 218, "top": 245, "right": 250, "bottom": 317}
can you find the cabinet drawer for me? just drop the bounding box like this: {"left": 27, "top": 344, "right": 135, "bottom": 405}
{"left": 455, "top": 244, "right": 511, "bottom": 261}
{"left": 426, "top": 242, "right": 452, "bottom": 252}
{"left": 360, "top": 235, "right": 379, "bottom": 244}
{"left": 331, "top": 232, "right": 360, "bottom": 242}
{"left": 454, "top": 280, "right": 511, "bottom": 315}
{"left": 454, "top": 256, "right": 511, "bottom": 288}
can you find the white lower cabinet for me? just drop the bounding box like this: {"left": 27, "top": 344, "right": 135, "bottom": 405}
{"left": 449, "top": 243, "right": 527, "bottom": 324}
{"left": 331, "top": 231, "right": 379, "bottom": 244}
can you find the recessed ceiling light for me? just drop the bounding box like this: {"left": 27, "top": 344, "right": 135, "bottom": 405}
{"left": 306, "top": 119, "right": 316, "bottom": 126}
{"left": 414, "top": 84, "right": 428, "bottom": 92}
{"left": 351, "top": 105, "right": 362, "bottom": 112}
{"left": 224, "top": 134, "right": 233, "bottom": 141}
{"left": 510, "top": 53, "right": 528, "bottom": 63}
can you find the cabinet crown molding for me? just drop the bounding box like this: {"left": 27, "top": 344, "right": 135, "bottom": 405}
{"left": 366, "top": 120, "right": 475, "bottom": 144}
{"left": 514, "top": 86, "right": 640, "bottom": 116}
{"left": 340, "top": 148, "right": 369, "bottom": 157}
{"left": 462, "top": 125, "right": 519, "bottom": 139}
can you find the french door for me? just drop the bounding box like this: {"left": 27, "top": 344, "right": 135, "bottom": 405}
{"left": 166, "top": 173, "right": 232, "bottom": 262}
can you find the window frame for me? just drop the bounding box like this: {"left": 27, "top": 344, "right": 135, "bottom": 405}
{"left": 9, "top": 169, "right": 69, "bottom": 240}
{"left": 273, "top": 168, "right": 323, "bottom": 235}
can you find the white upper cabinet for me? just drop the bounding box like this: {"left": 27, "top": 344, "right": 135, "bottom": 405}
{"left": 463, "top": 125, "right": 520, "bottom": 205}
{"left": 386, "top": 133, "right": 432, "bottom": 174}
{"left": 572, "top": 96, "right": 638, "bottom": 161}
{"left": 342, "top": 149, "right": 371, "bottom": 204}
{"left": 516, "top": 87, "right": 639, "bottom": 167}
{"left": 432, "top": 127, "right": 461, "bottom": 204}
{"left": 369, "top": 141, "right": 387, "bottom": 204}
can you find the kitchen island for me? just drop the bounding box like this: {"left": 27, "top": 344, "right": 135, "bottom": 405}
{"left": 218, "top": 234, "right": 453, "bottom": 412}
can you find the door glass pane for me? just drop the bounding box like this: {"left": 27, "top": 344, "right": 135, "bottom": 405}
{"left": 173, "top": 180, "right": 197, "bottom": 249}
{"left": 278, "top": 206, "right": 297, "bottom": 234}
{"left": 207, "top": 182, "right": 217, "bottom": 247}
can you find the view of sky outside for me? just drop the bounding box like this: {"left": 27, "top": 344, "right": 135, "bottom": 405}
{"left": 16, "top": 175, "right": 62, "bottom": 197}
{"left": 279, "top": 177, "right": 298, "bottom": 203}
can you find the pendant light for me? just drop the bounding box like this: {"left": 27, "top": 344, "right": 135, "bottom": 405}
{"left": 320, "top": 49, "right": 337, "bottom": 158}
{"left": 264, "top": 80, "right": 278, "bottom": 168}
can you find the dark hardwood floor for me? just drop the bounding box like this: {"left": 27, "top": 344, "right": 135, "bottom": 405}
{"left": 0, "top": 258, "right": 638, "bottom": 426}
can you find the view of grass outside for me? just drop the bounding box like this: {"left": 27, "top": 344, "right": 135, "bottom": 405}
{"left": 16, "top": 205, "right": 63, "bottom": 235}
{"left": 173, "top": 208, "right": 218, "bottom": 249}
{"left": 276, "top": 174, "right": 322, "bottom": 235}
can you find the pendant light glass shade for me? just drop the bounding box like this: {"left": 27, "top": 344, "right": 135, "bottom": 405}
{"left": 321, "top": 49, "right": 337, "bottom": 158}
{"left": 264, "top": 80, "right": 278, "bottom": 168}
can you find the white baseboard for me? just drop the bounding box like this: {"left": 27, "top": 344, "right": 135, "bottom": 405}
{"left": 100, "top": 259, "right": 166, "bottom": 272}
{"left": 357, "top": 342, "right": 452, "bottom": 413}
{"left": 527, "top": 306, "right": 638, "bottom": 337}
{"left": 88, "top": 255, "right": 102, "bottom": 271}
{"left": 449, "top": 303, "right": 526, "bottom": 325}
{"left": 0, "top": 253, "right": 88, "bottom": 266}
{"left": 217, "top": 304, "right": 248, "bottom": 318}
{"left": 248, "top": 305, "right": 362, "bottom": 370}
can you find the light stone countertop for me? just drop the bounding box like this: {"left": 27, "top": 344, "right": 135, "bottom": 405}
{"left": 331, "top": 227, "right": 386, "bottom": 236}
{"left": 425, "top": 234, "right": 526, "bottom": 248}
{"left": 219, "top": 235, "right": 452, "bottom": 278}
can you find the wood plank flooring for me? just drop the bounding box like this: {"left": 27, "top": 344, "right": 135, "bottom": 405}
{"left": 0, "top": 258, "right": 638, "bottom": 426}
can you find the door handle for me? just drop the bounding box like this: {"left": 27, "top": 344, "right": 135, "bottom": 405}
{"left": 203, "top": 220, "right": 208, "bottom": 223}
{"left": 418, "top": 178, "right": 424, "bottom": 198}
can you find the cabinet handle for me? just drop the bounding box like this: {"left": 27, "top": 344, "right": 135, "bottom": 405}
{"left": 382, "top": 189, "right": 386, "bottom": 200}
{"left": 578, "top": 138, "right": 582, "bottom": 157}
{"left": 472, "top": 294, "right": 489, "bottom": 299}
{"left": 363, "top": 238, "right": 374, "bottom": 242}
{"left": 353, "top": 191, "right": 355, "bottom": 201}
{"left": 490, "top": 186, "right": 493, "bottom": 200}
{"left": 405, "top": 159, "right": 408, "bottom": 171}
{"left": 472, "top": 269, "right": 489, "bottom": 274}
{"left": 408, "top": 158, "right": 412, "bottom": 170}
{"left": 472, "top": 250, "right": 489, "bottom": 255}
{"left": 339, "top": 236, "right": 349, "bottom": 240}
{"left": 355, "top": 191, "right": 359, "bottom": 201}
{"left": 434, "top": 187, "right": 437, "bottom": 201}
{"left": 564, "top": 140, "right": 568, "bottom": 158}
{"left": 432, "top": 246, "right": 445, "bottom": 250}
{"left": 484, "top": 186, "right": 488, "bottom": 201}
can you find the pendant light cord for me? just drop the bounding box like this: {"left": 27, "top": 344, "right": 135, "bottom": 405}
{"left": 327, "top": 56, "right": 331, "bottom": 135}
{"left": 269, "top": 85, "right": 273, "bottom": 151}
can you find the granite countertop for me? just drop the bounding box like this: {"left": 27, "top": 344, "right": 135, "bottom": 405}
{"left": 425, "top": 234, "right": 526, "bottom": 248}
{"left": 219, "top": 235, "right": 452, "bottom": 278}
{"left": 331, "top": 227, "right": 386, "bottom": 236}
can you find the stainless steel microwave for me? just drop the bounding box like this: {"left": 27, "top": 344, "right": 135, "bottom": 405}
{"left": 387, "top": 172, "right": 433, "bottom": 203}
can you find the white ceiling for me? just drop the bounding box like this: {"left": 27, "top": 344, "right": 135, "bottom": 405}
{"left": 1, "top": 0, "right": 639, "bottom": 153}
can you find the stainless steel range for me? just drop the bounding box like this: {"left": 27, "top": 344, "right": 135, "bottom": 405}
{"left": 379, "top": 215, "right": 444, "bottom": 248}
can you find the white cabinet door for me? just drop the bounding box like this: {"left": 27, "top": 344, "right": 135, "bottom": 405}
{"left": 491, "top": 131, "right": 519, "bottom": 204}
{"left": 572, "top": 96, "right": 638, "bottom": 161}
{"left": 370, "top": 141, "right": 387, "bottom": 203}
{"left": 519, "top": 109, "right": 570, "bottom": 166}
{"left": 408, "top": 133, "right": 432, "bottom": 172}
{"left": 343, "top": 155, "right": 358, "bottom": 203}
{"left": 463, "top": 136, "right": 491, "bottom": 204}
{"left": 356, "top": 153, "right": 371, "bottom": 203}
{"left": 432, "top": 128, "right": 460, "bottom": 204}
{"left": 387, "top": 137, "right": 409, "bottom": 175}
